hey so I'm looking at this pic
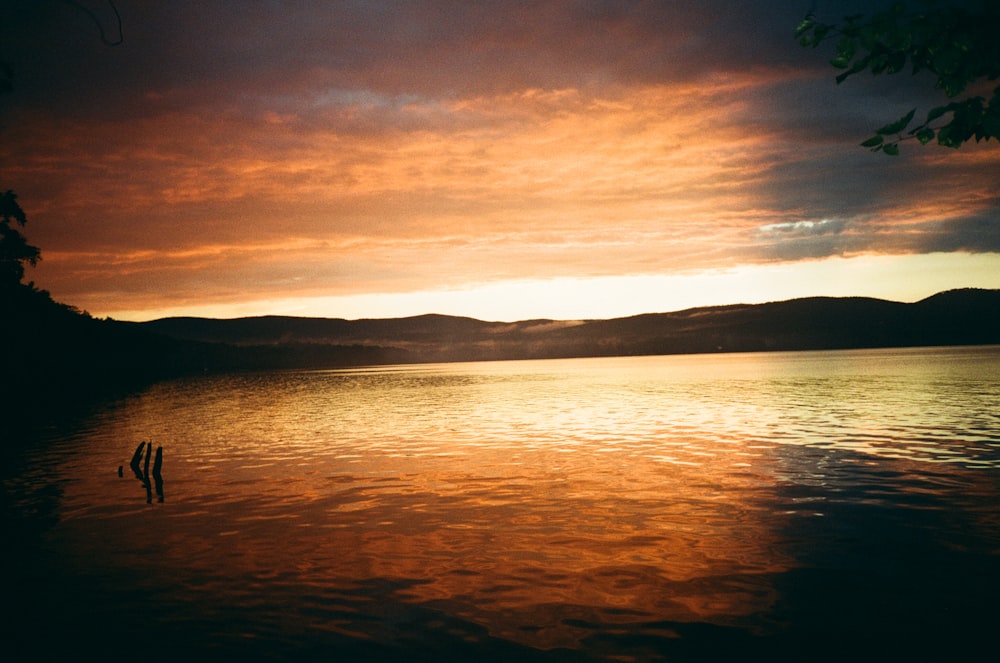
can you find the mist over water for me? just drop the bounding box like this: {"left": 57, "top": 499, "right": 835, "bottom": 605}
{"left": 6, "top": 347, "right": 1000, "bottom": 661}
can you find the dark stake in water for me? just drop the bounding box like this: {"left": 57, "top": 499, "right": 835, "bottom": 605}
{"left": 4, "top": 347, "right": 1000, "bottom": 661}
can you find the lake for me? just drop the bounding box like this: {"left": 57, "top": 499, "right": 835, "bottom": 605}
{"left": 5, "top": 346, "right": 1000, "bottom": 661}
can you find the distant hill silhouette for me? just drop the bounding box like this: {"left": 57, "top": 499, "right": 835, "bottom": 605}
{"left": 4, "top": 285, "right": 999, "bottom": 429}
{"left": 141, "top": 288, "right": 1000, "bottom": 364}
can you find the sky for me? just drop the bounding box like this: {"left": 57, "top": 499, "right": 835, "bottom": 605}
{"left": 2, "top": 0, "right": 998, "bottom": 322}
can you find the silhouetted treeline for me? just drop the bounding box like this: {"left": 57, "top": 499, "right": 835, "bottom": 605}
{"left": 1, "top": 283, "right": 412, "bottom": 426}
{"left": 143, "top": 288, "right": 1000, "bottom": 363}
{"left": 4, "top": 285, "right": 999, "bottom": 429}
{"left": 2, "top": 283, "right": 195, "bottom": 412}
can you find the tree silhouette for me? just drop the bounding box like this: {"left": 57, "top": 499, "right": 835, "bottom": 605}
{"left": 0, "top": 190, "right": 41, "bottom": 288}
{"left": 1, "top": 1, "right": 123, "bottom": 291}
{"left": 797, "top": 1, "right": 1000, "bottom": 154}
{"left": 1, "top": 50, "right": 40, "bottom": 289}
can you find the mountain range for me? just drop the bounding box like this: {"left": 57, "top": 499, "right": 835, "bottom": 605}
{"left": 5, "top": 286, "right": 999, "bottom": 422}
{"left": 139, "top": 288, "right": 1000, "bottom": 367}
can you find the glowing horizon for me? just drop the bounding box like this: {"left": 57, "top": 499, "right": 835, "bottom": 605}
{"left": 97, "top": 253, "right": 1000, "bottom": 323}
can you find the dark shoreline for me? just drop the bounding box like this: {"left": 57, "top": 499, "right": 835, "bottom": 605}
{"left": 138, "top": 288, "right": 1000, "bottom": 364}
{"left": 5, "top": 286, "right": 1000, "bottom": 437}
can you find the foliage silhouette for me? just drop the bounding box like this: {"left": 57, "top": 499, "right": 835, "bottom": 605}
{"left": 797, "top": 1, "right": 1000, "bottom": 154}
{"left": 0, "top": 189, "right": 41, "bottom": 288}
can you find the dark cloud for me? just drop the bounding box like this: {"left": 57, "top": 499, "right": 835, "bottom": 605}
{"left": 0, "top": 1, "right": 823, "bottom": 116}
{"left": 748, "top": 186, "right": 1000, "bottom": 262}
{"left": 750, "top": 216, "right": 854, "bottom": 261}
{"left": 911, "top": 211, "right": 1000, "bottom": 254}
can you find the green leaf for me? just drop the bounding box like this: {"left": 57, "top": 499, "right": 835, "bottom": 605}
{"left": 882, "top": 143, "right": 900, "bottom": 156}
{"left": 876, "top": 108, "right": 916, "bottom": 135}
{"left": 835, "top": 59, "right": 869, "bottom": 84}
{"left": 795, "top": 19, "right": 814, "bottom": 38}
{"left": 836, "top": 36, "right": 856, "bottom": 60}
{"left": 871, "top": 54, "right": 889, "bottom": 75}
{"left": 859, "top": 25, "right": 877, "bottom": 50}
{"left": 937, "top": 126, "right": 961, "bottom": 148}
{"left": 980, "top": 113, "right": 1000, "bottom": 140}
{"left": 933, "top": 47, "right": 960, "bottom": 75}
{"left": 887, "top": 51, "right": 906, "bottom": 74}
{"left": 915, "top": 127, "right": 935, "bottom": 144}
{"left": 860, "top": 135, "right": 884, "bottom": 148}
{"left": 926, "top": 105, "right": 948, "bottom": 123}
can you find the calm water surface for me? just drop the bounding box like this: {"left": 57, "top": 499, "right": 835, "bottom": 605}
{"left": 6, "top": 347, "right": 1000, "bottom": 661}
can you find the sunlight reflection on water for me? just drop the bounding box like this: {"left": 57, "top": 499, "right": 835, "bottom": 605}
{"left": 8, "top": 346, "right": 1000, "bottom": 659}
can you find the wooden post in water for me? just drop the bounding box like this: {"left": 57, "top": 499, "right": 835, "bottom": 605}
{"left": 152, "top": 446, "right": 164, "bottom": 503}
{"left": 142, "top": 442, "right": 152, "bottom": 504}
{"left": 129, "top": 441, "right": 145, "bottom": 480}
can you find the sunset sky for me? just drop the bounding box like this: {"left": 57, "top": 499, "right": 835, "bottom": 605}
{"left": 2, "top": 0, "right": 998, "bottom": 322}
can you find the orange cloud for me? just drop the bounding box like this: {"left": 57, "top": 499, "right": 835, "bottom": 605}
{"left": 6, "top": 61, "right": 999, "bottom": 319}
